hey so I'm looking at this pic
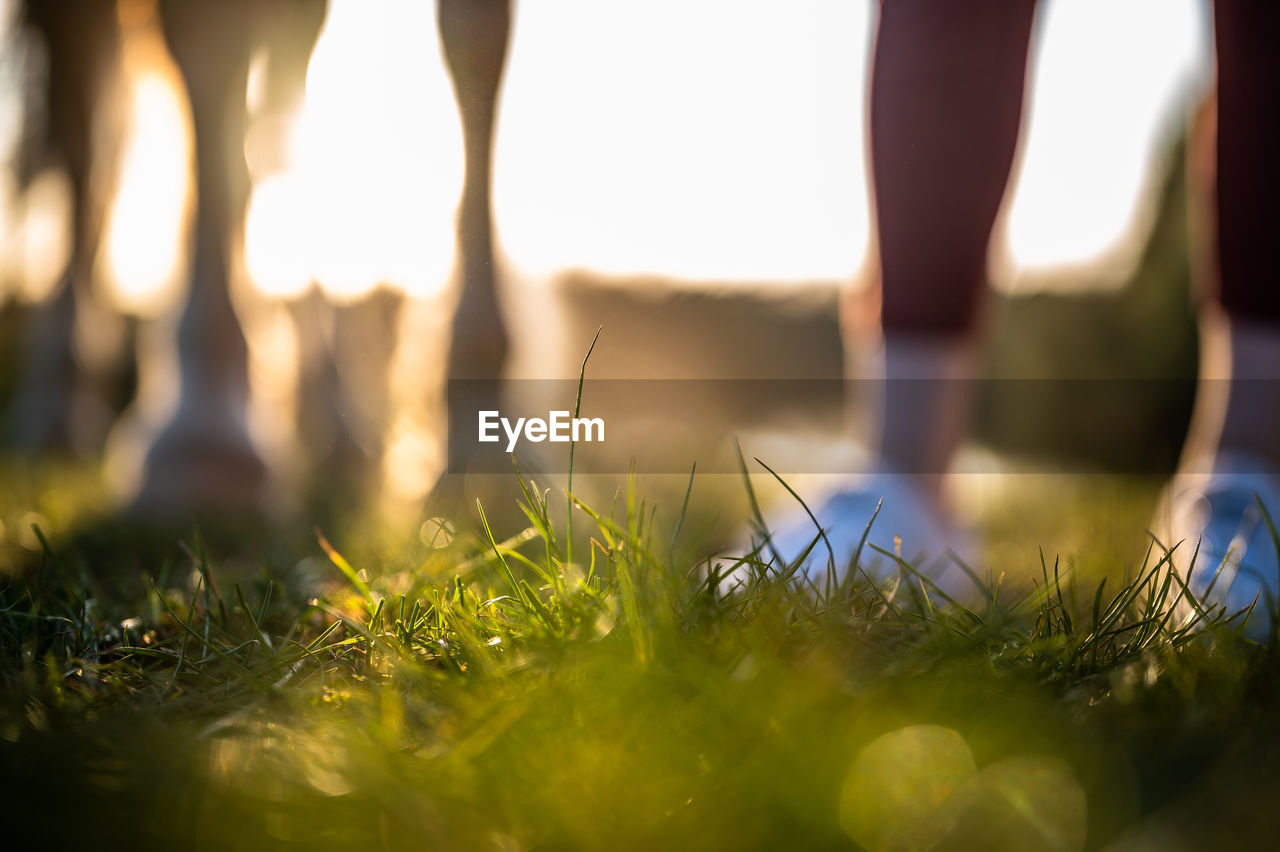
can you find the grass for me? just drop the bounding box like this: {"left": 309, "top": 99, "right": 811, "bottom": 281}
{"left": 3, "top": 458, "right": 1280, "bottom": 852}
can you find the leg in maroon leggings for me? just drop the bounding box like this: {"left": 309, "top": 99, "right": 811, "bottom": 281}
{"left": 1213, "top": 0, "right": 1280, "bottom": 326}
{"left": 1162, "top": 1, "right": 1280, "bottom": 641}
{"left": 1179, "top": 0, "right": 1280, "bottom": 470}
{"left": 864, "top": 0, "right": 1037, "bottom": 488}
{"left": 871, "top": 0, "right": 1037, "bottom": 335}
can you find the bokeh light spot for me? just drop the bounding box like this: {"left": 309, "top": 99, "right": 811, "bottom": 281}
{"left": 419, "top": 516, "right": 456, "bottom": 548}
{"left": 839, "top": 724, "right": 976, "bottom": 852}
{"left": 947, "top": 755, "right": 1088, "bottom": 852}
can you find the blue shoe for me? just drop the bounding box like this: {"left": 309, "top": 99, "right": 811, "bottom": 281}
{"left": 1162, "top": 455, "right": 1280, "bottom": 641}
{"left": 730, "top": 473, "right": 977, "bottom": 599}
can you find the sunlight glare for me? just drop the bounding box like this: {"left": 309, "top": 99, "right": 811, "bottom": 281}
{"left": 14, "top": 168, "right": 72, "bottom": 303}
{"left": 2, "top": 0, "right": 1221, "bottom": 311}
{"left": 383, "top": 412, "right": 443, "bottom": 502}
{"left": 102, "top": 57, "right": 192, "bottom": 316}
{"left": 243, "top": 0, "right": 462, "bottom": 303}
{"left": 244, "top": 171, "right": 311, "bottom": 300}
{"left": 245, "top": 0, "right": 1207, "bottom": 295}
{"left": 243, "top": 299, "right": 303, "bottom": 481}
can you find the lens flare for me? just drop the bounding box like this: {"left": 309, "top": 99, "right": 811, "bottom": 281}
{"left": 947, "top": 755, "right": 1088, "bottom": 852}
{"left": 839, "top": 725, "right": 976, "bottom": 852}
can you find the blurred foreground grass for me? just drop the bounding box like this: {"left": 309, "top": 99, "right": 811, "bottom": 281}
{"left": 2, "top": 459, "right": 1280, "bottom": 851}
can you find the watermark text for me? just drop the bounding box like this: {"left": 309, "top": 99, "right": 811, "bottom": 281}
{"left": 478, "top": 410, "right": 605, "bottom": 452}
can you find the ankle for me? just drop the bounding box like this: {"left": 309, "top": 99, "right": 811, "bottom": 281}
{"left": 873, "top": 331, "right": 977, "bottom": 486}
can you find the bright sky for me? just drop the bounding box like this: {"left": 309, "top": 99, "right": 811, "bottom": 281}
{"left": 1005, "top": 0, "right": 1209, "bottom": 276}
{"left": 497, "top": 0, "right": 875, "bottom": 283}
{"left": 0, "top": 0, "right": 1213, "bottom": 310}
{"left": 498, "top": 0, "right": 1209, "bottom": 283}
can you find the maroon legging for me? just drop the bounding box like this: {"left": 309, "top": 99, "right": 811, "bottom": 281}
{"left": 871, "top": 0, "right": 1280, "bottom": 334}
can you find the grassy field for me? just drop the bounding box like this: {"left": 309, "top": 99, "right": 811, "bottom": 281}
{"left": 3, "top": 456, "right": 1280, "bottom": 852}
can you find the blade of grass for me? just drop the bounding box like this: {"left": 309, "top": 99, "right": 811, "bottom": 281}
{"left": 566, "top": 325, "right": 602, "bottom": 571}
{"left": 316, "top": 528, "right": 374, "bottom": 604}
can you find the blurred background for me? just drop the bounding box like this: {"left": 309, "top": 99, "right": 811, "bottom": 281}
{"left": 0, "top": 0, "right": 1213, "bottom": 531}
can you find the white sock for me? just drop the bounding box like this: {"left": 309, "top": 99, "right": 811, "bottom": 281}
{"left": 858, "top": 331, "right": 977, "bottom": 502}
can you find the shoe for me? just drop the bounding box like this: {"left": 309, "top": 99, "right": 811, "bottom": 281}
{"left": 728, "top": 472, "right": 977, "bottom": 599}
{"left": 1160, "top": 454, "right": 1280, "bottom": 641}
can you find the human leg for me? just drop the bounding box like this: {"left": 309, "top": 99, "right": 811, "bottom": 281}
{"left": 867, "top": 0, "right": 1037, "bottom": 504}
{"left": 1165, "top": 0, "right": 1280, "bottom": 639}
{"left": 766, "top": 1, "right": 1037, "bottom": 584}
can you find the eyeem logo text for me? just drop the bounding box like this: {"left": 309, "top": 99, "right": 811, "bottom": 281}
{"left": 478, "top": 410, "right": 605, "bottom": 452}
